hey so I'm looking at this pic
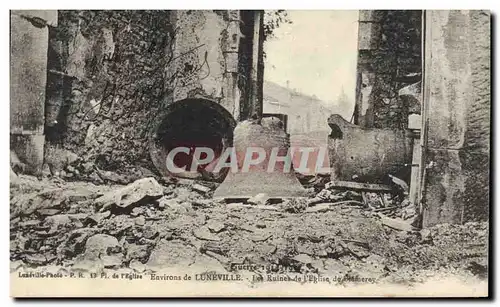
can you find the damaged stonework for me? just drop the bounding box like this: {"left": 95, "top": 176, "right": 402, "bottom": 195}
{"left": 354, "top": 10, "right": 422, "bottom": 130}
{"left": 421, "top": 10, "right": 490, "bottom": 226}
{"left": 42, "top": 10, "right": 251, "bottom": 178}
{"left": 10, "top": 10, "right": 57, "bottom": 175}
{"left": 44, "top": 10, "right": 175, "bottom": 175}
{"left": 149, "top": 10, "right": 259, "bottom": 180}
{"left": 10, "top": 173, "right": 489, "bottom": 286}
{"left": 166, "top": 11, "right": 231, "bottom": 109}
{"left": 159, "top": 10, "right": 246, "bottom": 119}
{"left": 353, "top": 10, "right": 490, "bottom": 227}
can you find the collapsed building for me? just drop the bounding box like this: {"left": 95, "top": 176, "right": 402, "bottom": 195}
{"left": 10, "top": 10, "right": 490, "bottom": 229}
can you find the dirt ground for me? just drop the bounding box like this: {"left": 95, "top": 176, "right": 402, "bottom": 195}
{"left": 10, "top": 173, "right": 489, "bottom": 289}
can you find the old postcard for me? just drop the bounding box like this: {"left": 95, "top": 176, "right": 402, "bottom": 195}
{"left": 9, "top": 9, "right": 490, "bottom": 297}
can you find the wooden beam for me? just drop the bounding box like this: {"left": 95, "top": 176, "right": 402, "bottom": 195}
{"left": 326, "top": 180, "right": 394, "bottom": 192}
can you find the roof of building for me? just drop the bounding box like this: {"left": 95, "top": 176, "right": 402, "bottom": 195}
{"left": 263, "top": 80, "right": 332, "bottom": 112}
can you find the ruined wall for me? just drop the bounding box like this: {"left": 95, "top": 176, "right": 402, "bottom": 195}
{"left": 354, "top": 10, "right": 490, "bottom": 226}
{"left": 45, "top": 10, "right": 174, "bottom": 172}
{"left": 45, "top": 10, "right": 244, "bottom": 176}
{"left": 355, "top": 10, "right": 422, "bottom": 129}
{"left": 465, "top": 11, "right": 491, "bottom": 153}
{"left": 166, "top": 10, "right": 243, "bottom": 114}
{"left": 460, "top": 10, "right": 490, "bottom": 223}
{"left": 10, "top": 10, "right": 58, "bottom": 174}
{"left": 422, "top": 10, "right": 490, "bottom": 226}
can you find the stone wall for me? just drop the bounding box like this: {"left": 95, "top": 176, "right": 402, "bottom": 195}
{"left": 45, "top": 10, "right": 174, "bottom": 171}
{"left": 44, "top": 10, "right": 246, "bottom": 175}
{"left": 354, "top": 10, "right": 422, "bottom": 129}
{"left": 10, "top": 10, "right": 58, "bottom": 175}
{"left": 458, "top": 10, "right": 490, "bottom": 223}
{"left": 354, "top": 10, "right": 490, "bottom": 226}
{"left": 422, "top": 10, "right": 490, "bottom": 226}
{"left": 461, "top": 10, "right": 490, "bottom": 222}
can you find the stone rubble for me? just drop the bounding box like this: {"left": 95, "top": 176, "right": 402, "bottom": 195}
{"left": 9, "top": 174, "right": 488, "bottom": 286}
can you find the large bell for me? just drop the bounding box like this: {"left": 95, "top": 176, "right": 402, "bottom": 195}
{"left": 213, "top": 116, "right": 308, "bottom": 200}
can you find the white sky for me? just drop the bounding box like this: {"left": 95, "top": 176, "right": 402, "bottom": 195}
{"left": 264, "top": 10, "right": 359, "bottom": 105}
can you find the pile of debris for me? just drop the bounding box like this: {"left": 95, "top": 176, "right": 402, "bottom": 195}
{"left": 297, "top": 173, "right": 420, "bottom": 230}
{"left": 10, "top": 174, "right": 488, "bottom": 285}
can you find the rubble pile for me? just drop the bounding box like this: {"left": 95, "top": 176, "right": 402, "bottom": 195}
{"left": 10, "top": 174, "right": 488, "bottom": 286}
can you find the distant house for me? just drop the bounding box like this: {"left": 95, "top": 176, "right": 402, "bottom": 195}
{"left": 263, "top": 81, "right": 334, "bottom": 174}
{"left": 263, "top": 81, "right": 333, "bottom": 135}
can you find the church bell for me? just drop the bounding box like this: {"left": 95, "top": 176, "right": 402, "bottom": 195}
{"left": 213, "top": 116, "right": 308, "bottom": 200}
{"left": 213, "top": 10, "right": 307, "bottom": 200}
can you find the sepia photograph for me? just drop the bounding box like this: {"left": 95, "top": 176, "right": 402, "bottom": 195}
{"left": 8, "top": 8, "right": 491, "bottom": 297}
